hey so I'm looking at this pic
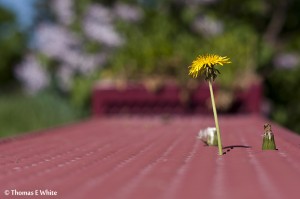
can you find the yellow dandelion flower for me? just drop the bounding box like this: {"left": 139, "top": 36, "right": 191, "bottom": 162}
{"left": 188, "top": 54, "right": 231, "bottom": 78}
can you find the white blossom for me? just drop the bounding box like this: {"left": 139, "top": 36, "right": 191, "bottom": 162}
{"left": 76, "top": 53, "right": 107, "bottom": 75}
{"left": 85, "top": 4, "right": 114, "bottom": 24}
{"left": 176, "top": 0, "right": 219, "bottom": 5}
{"left": 36, "top": 24, "right": 80, "bottom": 60}
{"left": 57, "top": 65, "right": 74, "bottom": 91}
{"left": 192, "top": 16, "right": 223, "bottom": 37}
{"left": 83, "top": 22, "right": 123, "bottom": 47}
{"left": 114, "top": 3, "right": 143, "bottom": 22}
{"left": 15, "top": 54, "right": 50, "bottom": 94}
{"left": 56, "top": 53, "right": 107, "bottom": 91}
{"left": 59, "top": 49, "right": 82, "bottom": 68}
{"left": 274, "top": 53, "right": 300, "bottom": 69}
{"left": 52, "top": 0, "right": 74, "bottom": 25}
{"left": 59, "top": 48, "right": 107, "bottom": 74}
{"left": 83, "top": 4, "right": 123, "bottom": 47}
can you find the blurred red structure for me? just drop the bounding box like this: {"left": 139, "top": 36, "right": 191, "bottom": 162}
{"left": 92, "top": 83, "right": 262, "bottom": 116}
{"left": 0, "top": 115, "right": 299, "bottom": 199}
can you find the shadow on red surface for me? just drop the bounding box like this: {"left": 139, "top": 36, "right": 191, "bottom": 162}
{"left": 222, "top": 145, "right": 252, "bottom": 155}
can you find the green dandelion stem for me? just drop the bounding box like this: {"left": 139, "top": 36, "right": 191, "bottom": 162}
{"left": 208, "top": 80, "right": 223, "bottom": 155}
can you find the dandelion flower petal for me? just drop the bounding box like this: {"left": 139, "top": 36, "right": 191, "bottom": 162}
{"left": 188, "top": 54, "right": 231, "bottom": 78}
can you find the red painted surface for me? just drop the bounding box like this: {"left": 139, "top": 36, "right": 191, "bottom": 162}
{"left": 92, "top": 84, "right": 262, "bottom": 115}
{"left": 0, "top": 115, "right": 299, "bottom": 199}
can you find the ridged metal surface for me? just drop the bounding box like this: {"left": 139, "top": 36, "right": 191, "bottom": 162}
{"left": 0, "top": 115, "right": 299, "bottom": 199}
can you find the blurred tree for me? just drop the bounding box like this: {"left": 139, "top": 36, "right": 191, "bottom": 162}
{"left": 18, "top": 0, "right": 276, "bottom": 100}
{"left": 0, "top": 6, "right": 26, "bottom": 87}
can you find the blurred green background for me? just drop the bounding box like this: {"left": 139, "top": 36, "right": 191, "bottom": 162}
{"left": 0, "top": 0, "right": 300, "bottom": 137}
